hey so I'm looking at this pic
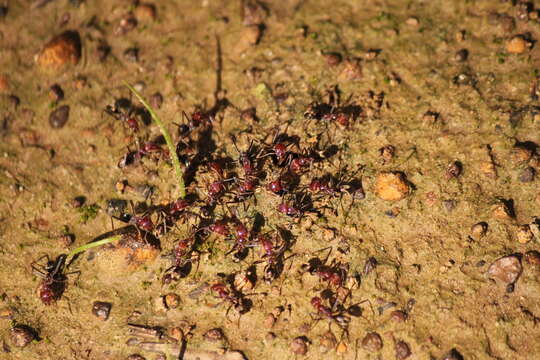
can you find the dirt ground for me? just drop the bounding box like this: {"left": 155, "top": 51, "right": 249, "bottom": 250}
{"left": 1, "top": 0, "right": 540, "bottom": 359}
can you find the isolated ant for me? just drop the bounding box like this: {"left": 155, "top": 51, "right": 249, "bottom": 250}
{"left": 31, "top": 254, "right": 76, "bottom": 305}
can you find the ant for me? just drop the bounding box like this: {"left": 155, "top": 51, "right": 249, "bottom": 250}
{"left": 104, "top": 97, "right": 142, "bottom": 132}
{"left": 277, "top": 192, "right": 317, "bottom": 219}
{"left": 210, "top": 282, "right": 251, "bottom": 317}
{"left": 112, "top": 201, "right": 156, "bottom": 234}
{"left": 304, "top": 85, "right": 362, "bottom": 128}
{"left": 31, "top": 254, "right": 77, "bottom": 305}
{"left": 311, "top": 259, "right": 348, "bottom": 288}
{"left": 203, "top": 161, "right": 233, "bottom": 204}
{"left": 258, "top": 127, "right": 299, "bottom": 167}
{"left": 310, "top": 296, "right": 351, "bottom": 335}
{"left": 256, "top": 231, "right": 289, "bottom": 283}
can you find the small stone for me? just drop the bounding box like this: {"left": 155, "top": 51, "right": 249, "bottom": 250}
{"left": 243, "top": 25, "right": 262, "bottom": 46}
{"left": 115, "top": 13, "right": 138, "bottom": 35}
{"left": 164, "top": 293, "right": 180, "bottom": 309}
{"left": 71, "top": 196, "right": 86, "bottom": 208}
{"left": 391, "top": 310, "right": 408, "bottom": 322}
{"left": 479, "top": 161, "right": 497, "bottom": 178}
{"left": 380, "top": 145, "right": 396, "bottom": 163}
{"left": 124, "top": 48, "right": 139, "bottom": 63}
{"left": 265, "top": 332, "right": 276, "bottom": 341}
{"left": 0, "top": 74, "right": 9, "bottom": 92}
{"left": 92, "top": 301, "right": 112, "bottom": 321}
{"left": 405, "top": 17, "right": 419, "bottom": 26}
{"left": 492, "top": 202, "right": 514, "bottom": 221}
{"left": 204, "top": 328, "right": 224, "bottom": 342}
{"left": 395, "top": 340, "right": 411, "bottom": 359}
{"left": 441, "top": 348, "right": 464, "bottom": 360}
{"left": 454, "top": 49, "right": 468, "bottom": 62}
{"left": 374, "top": 172, "right": 410, "bottom": 201}
{"left": 49, "top": 105, "right": 70, "bottom": 129}
{"left": 446, "top": 161, "right": 462, "bottom": 179}
{"left": 507, "top": 36, "right": 530, "bottom": 54}
{"left": 488, "top": 255, "right": 522, "bottom": 285}
{"left": 240, "top": 107, "right": 257, "bottom": 122}
{"left": 336, "top": 341, "right": 348, "bottom": 354}
{"left": 516, "top": 224, "right": 534, "bottom": 244}
{"left": 0, "top": 308, "right": 15, "bottom": 319}
{"left": 243, "top": 0, "right": 267, "bottom": 25}
{"left": 455, "top": 30, "right": 465, "bottom": 42}
{"left": 319, "top": 331, "right": 337, "bottom": 353}
{"left": 73, "top": 76, "right": 87, "bottom": 89}
{"left": 57, "top": 233, "right": 74, "bottom": 247}
{"left": 272, "top": 306, "right": 284, "bottom": 318}
{"left": 524, "top": 250, "right": 540, "bottom": 266}
{"left": 339, "top": 59, "right": 362, "bottom": 80}
{"left": 169, "top": 327, "right": 184, "bottom": 341}
{"left": 36, "top": 31, "right": 81, "bottom": 69}
{"left": 519, "top": 167, "right": 535, "bottom": 183}
{"left": 134, "top": 3, "right": 157, "bottom": 22}
{"left": 290, "top": 337, "right": 308, "bottom": 355}
{"left": 126, "top": 355, "right": 145, "bottom": 360}
{"left": 511, "top": 146, "right": 533, "bottom": 164}
{"left": 362, "top": 332, "right": 383, "bottom": 352}
{"left": 96, "top": 42, "right": 111, "bottom": 62}
{"left": 234, "top": 271, "right": 254, "bottom": 291}
{"left": 7, "top": 94, "right": 20, "bottom": 108}
{"left": 264, "top": 314, "right": 276, "bottom": 328}
{"left": 49, "top": 84, "right": 64, "bottom": 103}
{"left": 150, "top": 92, "right": 163, "bottom": 109}
{"left": 322, "top": 52, "right": 342, "bottom": 66}
{"left": 499, "top": 15, "right": 515, "bottom": 33}
{"left": 10, "top": 325, "right": 36, "bottom": 348}
{"left": 133, "top": 82, "right": 145, "bottom": 93}
{"left": 443, "top": 200, "right": 456, "bottom": 212}
{"left": 471, "top": 222, "right": 488, "bottom": 239}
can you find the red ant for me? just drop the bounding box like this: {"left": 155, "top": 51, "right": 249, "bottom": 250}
{"left": 310, "top": 296, "right": 351, "bottom": 334}
{"left": 104, "top": 97, "right": 142, "bottom": 133}
{"left": 31, "top": 254, "right": 77, "bottom": 305}
{"left": 277, "top": 192, "right": 317, "bottom": 218}
{"left": 163, "top": 236, "right": 200, "bottom": 283}
{"left": 256, "top": 232, "right": 288, "bottom": 283}
{"left": 210, "top": 282, "right": 250, "bottom": 316}
{"left": 312, "top": 260, "right": 348, "bottom": 288}
{"left": 203, "top": 161, "right": 233, "bottom": 203}
{"left": 289, "top": 154, "right": 314, "bottom": 174}
{"left": 267, "top": 177, "right": 286, "bottom": 195}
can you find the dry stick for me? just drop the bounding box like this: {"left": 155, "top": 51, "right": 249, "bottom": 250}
{"left": 124, "top": 81, "right": 186, "bottom": 199}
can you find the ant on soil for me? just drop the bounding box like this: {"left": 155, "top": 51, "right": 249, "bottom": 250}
{"left": 310, "top": 288, "right": 364, "bottom": 339}
{"left": 255, "top": 230, "right": 291, "bottom": 283}
{"left": 104, "top": 97, "right": 150, "bottom": 133}
{"left": 277, "top": 192, "right": 319, "bottom": 219}
{"left": 210, "top": 281, "right": 252, "bottom": 318}
{"left": 303, "top": 85, "right": 362, "bottom": 129}
{"left": 162, "top": 236, "right": 200, "bottom": 284}
{"left": 31, "top": 254, "right": 78, "bottom": 305}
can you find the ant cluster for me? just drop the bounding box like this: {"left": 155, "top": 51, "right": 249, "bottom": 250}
{"left": 33, "top": 89, "right": 372, "bottom": 337}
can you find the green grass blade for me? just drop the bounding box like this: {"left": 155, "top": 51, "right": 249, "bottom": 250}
{"left": 68, "top": 235, "right": 122, "bottom": 258}
{"left": 124, "top": 81, "right": 186, "bottom": 198}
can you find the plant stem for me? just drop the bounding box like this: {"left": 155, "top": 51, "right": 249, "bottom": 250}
{"left": 68, "top": 235, "right": 122, "bottom": 258}
{"left": 124, "top": 81, "right": 186, "bottom": 198}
